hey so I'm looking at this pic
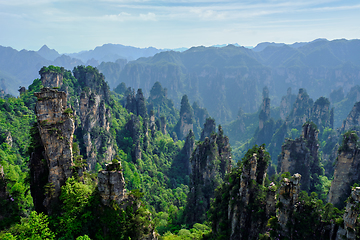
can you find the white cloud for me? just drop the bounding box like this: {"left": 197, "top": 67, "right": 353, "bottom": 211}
{"left": 103, "top": 12, "right": 132, "bottom": 21}
{"left": 139, "top": 12, "right": 157, "bottom": 21}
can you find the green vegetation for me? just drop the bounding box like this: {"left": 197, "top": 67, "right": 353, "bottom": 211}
{"left": 0, "top": 64, "right": 358, "bottom": 239}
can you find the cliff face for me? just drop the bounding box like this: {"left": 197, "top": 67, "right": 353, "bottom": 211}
{"left": 125, "top": 114, "right": 142, "bottom": 161}
{"left": 233, "top": 146, "right": 274, "bottom": 240}
{"left": 210, "top": 145, "right": 275, "bottom": 240}
{"left": 278, "top": 122, "right": 322, "bottom": 192}
{"left": 176, "top": 95, "right": 194, "bottom": 140}
{"left": 259, "top": 97, "right": 270, "bottom": 131}
{"left": 277, "top": 174, "right": 301, "bottom": 235}
{"left": 40, "top": 71, "right": 63, "bottom": 88}
{"left": 79, "top": 89, "right": 114, "bottom": 170}
{"left": 289, "top": 88, "right": 314, "bottom": 128}
{"left": 200, "top": 118, "right": 216, "bottom": 141}
{"left": 328, "top": 132, "right": 360, "bottom": 208}
{"left": 125, "top": 88, "right": 147, "bottom": 118}
{"left": 280, "top": 87, "right": 296, "bottom": 120}
{"left": 340, "top": 102, "right": 360, "bottom": 133}
{"left": 33, "top": 87, "right": 75, "bottom": 213}
{"left": 98, "top": 161, "right": 126, "bottom": 206}
{"left": 337, "top": 187, "right": 360, "bottom": 240}
{"left": 186, "top": 126, "right": 231, "bottom": 224}
{"left": 71, "top": 66, "right": 115, "bottom": 171}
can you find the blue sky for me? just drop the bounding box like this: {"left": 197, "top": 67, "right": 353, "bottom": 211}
{"left": 0, "top": 0, "right": 359, "bottom": 53}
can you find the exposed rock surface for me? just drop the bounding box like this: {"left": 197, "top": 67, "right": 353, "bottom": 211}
{"left": 186, "top": 126, "right": 231, "bottom": 224}
{"left": 200, "top": 118, "right": 216, "bottom": 141}
{"left": 40, "top": 70, "right": 63, "bottom": 88}
{"left": 277, "top": 173, "right": 301, "bottom": 235}
{"left": 159, "top": 116, "right": 167, "bottom": 135}
{"left": 34, "top": 87, "right": 75, "bottom": 213}
{"left": 233, "top": 147, "right": 274, "bottom": 240}
{"left": 278, "top": 122, "right": 322, "bottom": 192}
{"left": 182, "top": 130, "right": 195, "bottom": 175}
{"left": 328, "top": 132, "right": 360, "bottom": 208}
{"left": 259, "top": 97, "right": 270, "bottom": 130}
{"left": 98, "top": 161, "right": 126, "bottom": 206}
{"left": 210, "top": 145, "right": 275, "bottom": 240}
{"left": 79, "top": 89, "right": 114, "bottom": 170}
{"left": 125, "top": 114, "right": 142, "bottom": 161}
{"left": 340, "top": 102, "right": 360, "bottom": 133}
{"left": 336, "top": 187, "right": 360, "bottom": 240}
{"left": 177, "top": 95, "right": 194, "bottom": 140}
{"left": 70, "top": 66, "right": 115, "bottom": 171}
{"left": 125, "top": 88, "right": 147, "bottom": 118}
{"left": 280, "top": 87, "right": 296, "bottom": 120}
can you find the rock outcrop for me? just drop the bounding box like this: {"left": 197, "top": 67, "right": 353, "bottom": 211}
{"left": 278, "top": 122, "right": 322, "bottom": 193}
{"left": 210, "top": 145, "right": 275, "bottom": 240}
{"left": 125, "top": 114, "right": 142, "bottom": 161}
{"left": 310, "top": 97, "right": 332, "bottom": 129}
{"left": 72, "top": 66, "right": 115, "bottom": 171}
{"left": 200, "top": 118, "right": 216, "bottom": 141}
{"left": 182, "top": 130, "right": 195, "bottom": 175}
{"left": 177, "top": 95, "right": 194, "bottom": 140}
{"left": 98, "top": 161, "right": 126, "bottom": 206}
{"left": 277, "top": 173, "right": 302, "bottom": 235}
{"left": 336, "top": 187, "right": 360, "bottom": 239}
{"left": 259, "top": 97, "right": 270, "bottom": 131}
{"left": 79, "top": 89, "right": 113, "bottom": 170}
{"left": 40, "top": 69, "right": 64, "bottom": 88}
{"left": 280, "top": 87, "right": 296, "bottom": 120}
{"left": 125, "top": 88, "right": 148, "bottom": 119}
{"left": 186, "top": 126, "right": 231, "bottom": 224}
{"left": 289, "top": 88, "right": 314, "bottom": 128}
{"left": 340, "top": 102, "right": 360, "bottom": 133}
{"left": 328, "top": 131, "right": 360, "bottom": 208}
{"left": 33, "top": 87, "right": 75, "bottom": 213}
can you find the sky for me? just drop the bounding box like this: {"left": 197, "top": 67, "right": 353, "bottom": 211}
{"left": 0, "top": 0, "right": 359, "bottom": 53}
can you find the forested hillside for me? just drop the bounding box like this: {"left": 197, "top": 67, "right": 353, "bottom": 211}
{"left": 1, "top": 64, "right": 360, "bottom": 239}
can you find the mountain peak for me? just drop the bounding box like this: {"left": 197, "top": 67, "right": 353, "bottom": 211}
{"left": 37, "top": 45, "right": 60, "bottom": 61}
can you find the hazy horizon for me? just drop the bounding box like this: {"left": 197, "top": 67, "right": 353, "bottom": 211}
{"left": 1, "top": 0, "right": 359, "bottom": 53}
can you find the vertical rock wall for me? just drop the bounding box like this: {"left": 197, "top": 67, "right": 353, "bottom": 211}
{"left": 328, "top": 132, "right": 360, "bottom": 208}
{"left": 34, "top": 87, "right": 75, "bottom": 213}
{"left": 278, "top": 122, "right": 322, "bottom": 193}
{"left": 98, "top": 162, "right": 126, "bottom": 206}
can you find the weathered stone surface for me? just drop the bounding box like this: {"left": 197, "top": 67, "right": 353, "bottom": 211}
{"left": 98, "top": 162, "right": 126, "bottom": 206}
{"left": 182, "top": 130, "right": 195, "bottom": 175}
{"left": 41, "top": 71, "right": 63, "bottom": 88}
{"left": 160, "top": 116, "right": 167, "bottom": 135}
{"left": 335, "top": 187, "right": 360, "bottom": 240}
{"left": 186, "top": 126, "right": 231, "bottom": 224}
{"left": 79, "top": 89, "right": 113, "bottom": 170}
{"left": 340, "top": 102, "right": 360, "bottom": 133}
{"left": 34, "top": 87, "right": 75, "bottom": 213}
{"left": 259, "top": 97, "right": 270, "bottom": 130}
{"left": 178, "top": 95, "right": 194, "bottom": 140}
{"left": 328, "top": 132, "right": 360, "bottom": 208}
{"left": 278, "top": 122, "right": 321, "bottom": 193}
{"left": 280, "top": 87, "right": 296, "bottom": 120}
{"left": 125, "top": 114, "right": 142, "bottom": 161}
{"left": 310, "top": 97, "right": 332, "bottom": 129}
{"left": 277, "top": 173, "right": 301, "bottom": 235}
{"left": 200, "top": 118, "right": 216, "bottom": 141}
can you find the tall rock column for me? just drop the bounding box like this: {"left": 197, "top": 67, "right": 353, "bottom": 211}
{"left": 34, "top": 87, "right": 75, "bottom": 213}
{"left": 186, "top": 126, "right": 231, "bottom": 224}
{"left": 328, "top": 131, "right": 360, "bottom": 208}
{"left": 337, "top": 187, "right": 360, "bottom": 239}
{"left": 278, "top": 122, "right": 322, "bottom": 193}
{"left": 277, "top": 174, "right": 302, "bottom": 236}
{"left": 98, "top": 161, "right": 126, "bottom": 206}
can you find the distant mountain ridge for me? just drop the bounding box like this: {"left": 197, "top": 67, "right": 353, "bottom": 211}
{"left": 115, "top": 38, "right": 360, "bottom": 123}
